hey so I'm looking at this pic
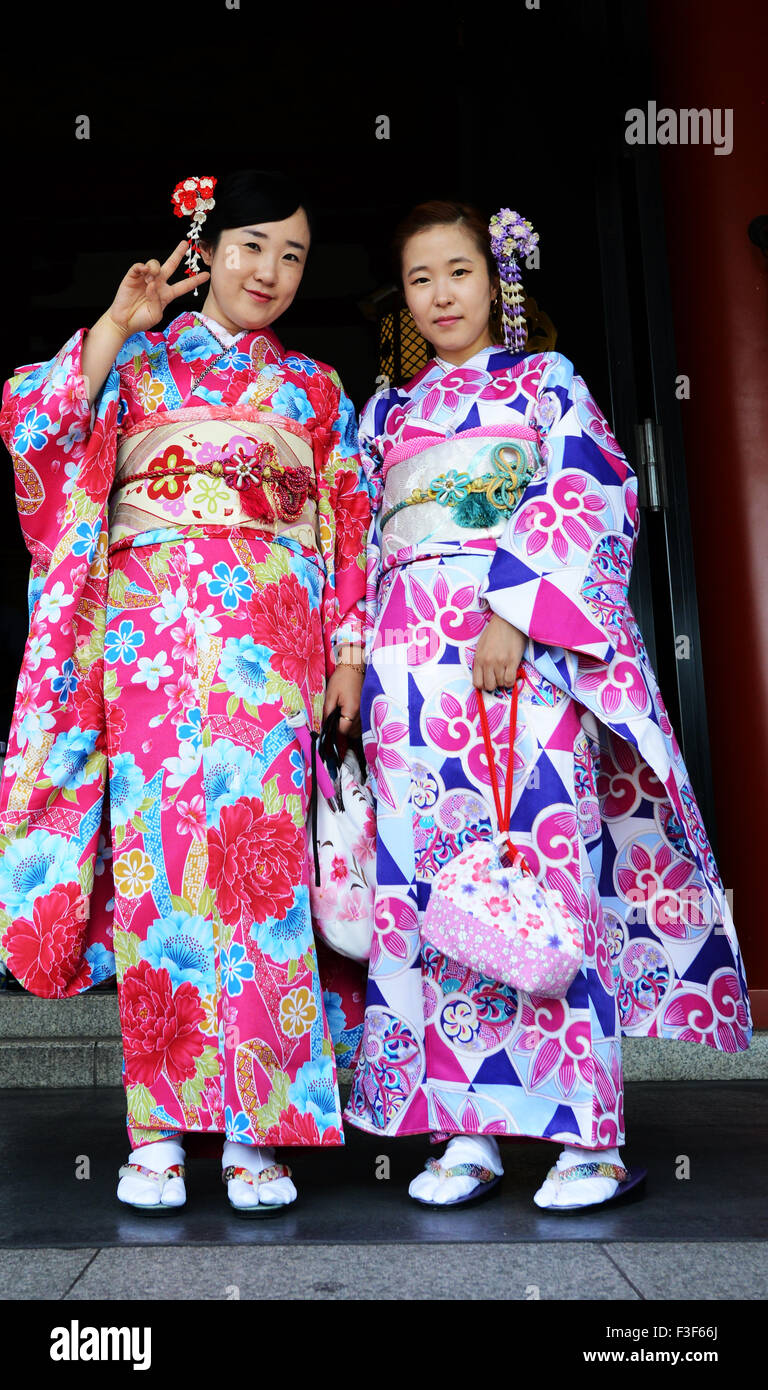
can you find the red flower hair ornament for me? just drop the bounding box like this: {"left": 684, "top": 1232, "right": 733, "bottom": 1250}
{"left": 171, "top": 175, "right": 218, "bottom": 290}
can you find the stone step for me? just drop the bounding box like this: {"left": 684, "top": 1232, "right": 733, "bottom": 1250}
{"left": 1, "top": 990, "right": 765, "bottom": 1086}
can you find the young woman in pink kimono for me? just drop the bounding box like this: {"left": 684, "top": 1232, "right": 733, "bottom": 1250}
{"left": 344, "top": 201, "right": 751, "bottom": 1210}
{"left": 0, "top": 171, "right": 370, "bottom": 1215}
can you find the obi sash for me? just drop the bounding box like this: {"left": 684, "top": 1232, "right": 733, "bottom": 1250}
{"left": 379, "top": 433, "right": 541, "bottom": 566}
{"left": 109, "top": 411, "right": 319, "bottom": 551}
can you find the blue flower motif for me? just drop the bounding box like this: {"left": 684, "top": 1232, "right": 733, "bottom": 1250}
{"left": 13, "top": 369, "right": 47, "bottom": 399}
{"left": 221, "top": 942, "right": 256, "bottom": 996}
{"left": 104, "top": 620, "right": 145, "bottom": 665}
{"left": 194, "top": 386, "right": 224, "bottom": 405}
{"left": 203, "top": 738, "right": 265, "bottom": 825}
{"left": 43, "top": 727, "right": 99, "bottom": 789}
{"left": 289, "top": 748, "right": 304, "bottom": 789}
{"left": 13, "top": 408, "right": 52, "bottom": 453}
{"left": 142, "top": 912, "right": 216, "bottom": 993}
{"left": 225, "top": 1106, "right": 251, "bottom": 1143}
{"left": 86, "top": 943, "right": 115, "bottom": 984}
{"left": 50, "top": 658, "right": 80, "bottom": 706}
{"left": 176, "top": 707, "right": 202, "bottom": 748}
{"left": 176, "top": 329, "right": 222, "bottom": 364}
{"left": 323, "top": 991, "right": 346, "bottom": 1041}
{"left": 251, "top": 885, "right": 313, "bottom": 964}
{"left": 109, "top": 752, "right": 145, "bottom": 826}
{"left": 271, "top": 382, "right": 314, "bottom": 424}
{"left": 72, "top": 520, "right": 101, "bottom": 560}
{"left": 226, "top": 351, "right": 252, "bottom": 372}
{"left": 206, "top": 562, "right": 252, "bottom": 610}
{"left": 331, "top": 392, "right": 358, "bottom": 456}
{"left": 219, "top": 635, "right": 272, "bottom": 700}
{"left": 0, "top": 829, "right": 81, "bottom": 919}
{"left": 288, "top": 1057, "right": 338, "bottom": 1134}
{"left": 282, "top": 355, "right": 320, "bottom": 375}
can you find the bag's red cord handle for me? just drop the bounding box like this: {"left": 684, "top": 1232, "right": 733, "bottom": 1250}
{"left": 476, "top": 672, "right": 531, "bottom": 872}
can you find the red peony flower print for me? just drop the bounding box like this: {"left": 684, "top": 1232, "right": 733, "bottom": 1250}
{"left": 73, "top": 659, "right": 106, "bottom": 748}
{"left": 333, "top": 467, "right": 370, "bottom": 572}
{"left": 248, "top": 571, "right": 324, "bottom": 695}
{"left": 121, "top": 959, "right": 207, "bottom": 1087}
{"left": 3, "top": 882, "right": 87, "bottom": 997}
{"left": 78, "top": 401, "right": 119, "bottom": 503}
{"left": 304, "top": 370, "right": 337, "bottom": 433}
{"left": 279, "top": 1103, "right": 321, "bottom": 1144}
{"left": 207, "top": 796, "right": 304, "bottom": 928}
{"left": 105, "top": 698, "right": 127, "bottom": 749}
{"left": 277, "top": 1103, "right": 342, "bottom": 1146}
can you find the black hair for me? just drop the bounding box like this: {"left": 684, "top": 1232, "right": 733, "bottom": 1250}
{"left": 195, "top": 169, "right": 314, "bottom": 251}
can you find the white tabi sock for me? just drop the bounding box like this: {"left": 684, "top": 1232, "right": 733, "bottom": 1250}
{"left": 117, "top": 1138, "right": 186, "bottom": 1208}
{"left": 533, "top": 1143, "right": 624, "bottom": 1209}
{"left": 409, "top": 1134, "right": 504, "bottom": 1205}
{"left": 222, "top": 1141, "right": 297, "bottom": 1208}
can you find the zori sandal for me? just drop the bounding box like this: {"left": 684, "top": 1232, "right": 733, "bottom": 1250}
{"left": 116, "top": 1162, "right": 186, "bottom": 1213}
{"left": 411, "top": 1158, "right": 502, "bottom": 1209}
{"left": 222, "top": 1163, "right": 296, "bottom": 1218}
{"left": 537, "top": 1160, "right": 647, "bottom": 1213}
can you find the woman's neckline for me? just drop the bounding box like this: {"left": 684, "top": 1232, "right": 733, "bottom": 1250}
{"left": 433, "top": 343, "right": 499, "bottom": 371}
{"left": 191, "top": 310, "right": 247, "bottom": 349}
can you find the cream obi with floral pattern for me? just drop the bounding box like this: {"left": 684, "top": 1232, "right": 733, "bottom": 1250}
{"left": 109, "top": 411, "right": 319, "bottom": 550}
{"left": 379, "top": 434, "right": 541, "bottom": 565}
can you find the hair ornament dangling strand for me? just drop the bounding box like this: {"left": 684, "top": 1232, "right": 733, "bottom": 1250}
{"left": 488, "top": 208, "right": 538, "bottom": 354}
{"left": 171, "top": 176, "right": 218, "bottom": 294}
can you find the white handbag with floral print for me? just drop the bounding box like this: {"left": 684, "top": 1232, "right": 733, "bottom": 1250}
{"left": 294, "top": 709, "right": 376, "bottom": 963}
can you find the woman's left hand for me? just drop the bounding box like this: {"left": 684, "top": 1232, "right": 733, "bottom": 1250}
{"left": 323, "top": 664, "right": 364, "bottom": 737}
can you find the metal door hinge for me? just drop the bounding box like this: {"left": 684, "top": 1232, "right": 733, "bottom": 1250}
{"left": 634, "top": 419, "right": 668, "bottom": 512}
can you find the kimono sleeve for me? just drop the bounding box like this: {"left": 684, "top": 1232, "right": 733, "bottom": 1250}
{"left": 322, "top": 372, "right": 371, "bottom": 662}
{"left": 482, "top": 351, "right": 640, "bottom": 664}
{"left": 357, "top": 389, "right": 388, "bottom": 658}
{"left": 0, "top": 328, "right": 122, "bottom": 575}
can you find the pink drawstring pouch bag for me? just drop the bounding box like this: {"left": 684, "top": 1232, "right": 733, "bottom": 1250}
{"left": 421, "top": 681, "right": 583, "bottom": 997}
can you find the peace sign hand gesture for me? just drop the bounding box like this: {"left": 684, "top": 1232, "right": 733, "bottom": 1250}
{"left": 108, "top": 240, "right": 211, "bottom": 336}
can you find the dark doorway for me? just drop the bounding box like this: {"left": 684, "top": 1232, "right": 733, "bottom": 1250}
{"left": 0, "top": 0, "right": 717, "bottom": 842}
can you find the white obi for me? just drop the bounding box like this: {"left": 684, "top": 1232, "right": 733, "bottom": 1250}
{"left": 379, "top": 435, "right": 541, "bottom": 566}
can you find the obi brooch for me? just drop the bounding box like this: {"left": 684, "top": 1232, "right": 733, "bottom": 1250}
{"left": 120, "top": 437, "right": 315, "bottom": 524}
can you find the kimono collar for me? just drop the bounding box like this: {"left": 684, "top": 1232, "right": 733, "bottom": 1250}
{"left": 170, "top": 309, "right": 285, "bottom": 360}
{"left": 433, "top": 343, "right": 502, "bottom": 373}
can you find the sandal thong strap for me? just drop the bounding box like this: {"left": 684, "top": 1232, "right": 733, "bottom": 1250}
{"left": 117, "top": 1162, "right": 186, "bottom": 1185}
{"left": 425, "top": 1158, "right": 497, "bottom": 1184}
{"left": 546, "top": 1161, "right": 629, "bottom": 1184}
{"left": 222, "top": 1163, "right": 292, "bottom": 1187}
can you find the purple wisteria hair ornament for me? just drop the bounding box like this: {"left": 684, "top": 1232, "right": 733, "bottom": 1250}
{"left": 171, "top": 176, "right": 218, "bottom": 294}
{"left": 488, "top": 208, "right": 539, "bottom": 354}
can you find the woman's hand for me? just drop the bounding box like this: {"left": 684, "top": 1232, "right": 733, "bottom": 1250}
{"left": 323, "top": 665, "right": 364, "bottom": 737}
{"left": 472, "top": 612, "right": 527, "bottom": 691}
{"left": 107, "top": 240, "right": 211, "bottom": 336}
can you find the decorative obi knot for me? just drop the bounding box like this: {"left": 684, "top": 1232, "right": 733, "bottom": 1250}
{"left": 132, "top": 439, "right": 314, "bottom": 523}
{"left": 109, "top": 413, "right": 319, "bottom": 549}
{"left": 380, "top": 434, "right": 541, "bottom": 557}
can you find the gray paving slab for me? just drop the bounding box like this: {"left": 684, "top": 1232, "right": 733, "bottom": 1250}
{"left": 64, "top": 1242, "right": 637, "bottom": 1300}
{"left": 621, "top": 1034, "right": 768, "bottom": 1080}
{"left": 0, "top": 1041, "right": 96, "bottom": 1087}
{"left": 0, "top": 992, "right": 119, "bottom": 1037}
{"left": 0, "top": 1248, "right": 97, "bottom": 1300}
{"left": 606, "top": 1242, "right": 768, "bottom": 1300}
{"left": 94, "top": 1041, "right": 123, "bottom": 1086}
